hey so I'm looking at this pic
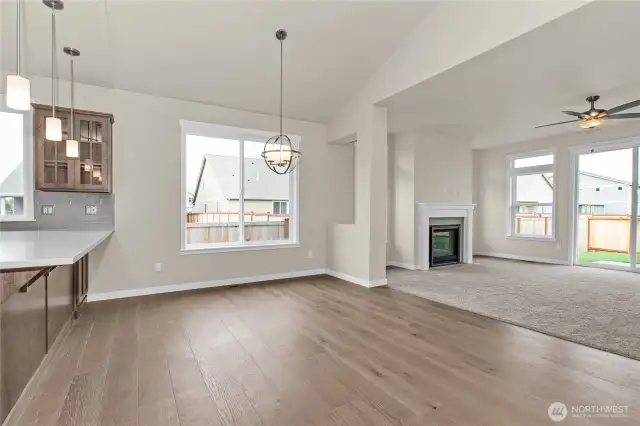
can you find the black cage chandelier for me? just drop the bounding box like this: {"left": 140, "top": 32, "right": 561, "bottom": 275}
{"left": 261, "top": 29, "right": 301, "bottom": 175}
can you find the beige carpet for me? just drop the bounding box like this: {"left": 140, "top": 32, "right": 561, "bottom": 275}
{"left": 387, "top": 256, "right": 640, "bottom": 360}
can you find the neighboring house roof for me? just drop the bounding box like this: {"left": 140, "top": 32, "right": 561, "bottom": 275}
{"left": 579, "top": 171, "right": 631, "bottom": 186}
{"left": 542, "top": 171, "right": 631, "bottom": 190}
{"left": 192, "top": 155, "right": 289, "bottom": 204}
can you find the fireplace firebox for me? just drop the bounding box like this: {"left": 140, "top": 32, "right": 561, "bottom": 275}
{"left": 429, "top": 225, "right": 461, "bottom": 267}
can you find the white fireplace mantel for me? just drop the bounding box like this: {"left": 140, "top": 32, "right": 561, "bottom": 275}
{"left": 418, "top": 203, "right": 476, "bottom": 270}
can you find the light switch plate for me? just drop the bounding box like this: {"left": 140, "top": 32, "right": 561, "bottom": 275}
{"left": 41, "top": 205, "right": 54, "bottom": 215}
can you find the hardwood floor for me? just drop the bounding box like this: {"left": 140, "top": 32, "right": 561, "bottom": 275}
{"left": 6, "top": 275, "right": 640, "bottom": 425}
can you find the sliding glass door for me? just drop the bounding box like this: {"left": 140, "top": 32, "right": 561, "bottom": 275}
{"left": 574, "top": 143, "right": 639, "bottom": 270}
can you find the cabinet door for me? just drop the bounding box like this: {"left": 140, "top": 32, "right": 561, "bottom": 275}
{"left": 73, "top": 113, "right": 111, "bottom": 192}
{"left": 0, "top": 274, "right": 46, "bottom": 423}
{"left": 35, "top": 109, "right": 75, "bottom": 190}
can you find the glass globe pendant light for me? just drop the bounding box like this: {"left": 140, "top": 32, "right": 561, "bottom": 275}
{"left": 64, "top": 47, "right": 80, "bottom": 158}
{"left": 44, "top": 0, "right": 64, "bottom": 142}
{"left": 261, "top": 29, "right": 301, "bottom": 175}
{"left": 6, "top": 0, "right": 31, "bottom": 111}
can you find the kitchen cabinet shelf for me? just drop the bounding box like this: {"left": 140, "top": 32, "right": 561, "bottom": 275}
{"left": 33, "top": 104, "right": 114, "bottom": 193}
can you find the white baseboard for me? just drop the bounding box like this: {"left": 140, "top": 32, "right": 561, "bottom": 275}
{"left": 325, "top": 270, "right": 387, "bottom": 288}
{"left": 475, "top": 252, "right": 569, "bottom": 265}
{"left": 386, "top": 261, "right": 419, "bottom": 270}
{"left": 88, "top": 269, "right": 327, "bottom": 302}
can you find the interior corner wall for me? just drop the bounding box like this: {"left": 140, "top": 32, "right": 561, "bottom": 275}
{"left": 473, "top": 121, "right": 640, "bottom": 262}
{"left": 387, "top": 131, "right": 473, "bottom": 268}
{"left": 328, "top": 105, "right": 388, "bottom": 283}
{"left": 388, "top": 132, "right": 416, "bottom": 266}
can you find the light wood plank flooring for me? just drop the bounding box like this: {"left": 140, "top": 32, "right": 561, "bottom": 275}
{"left": 7, "top": 275, "right": 640, "bottom": 425}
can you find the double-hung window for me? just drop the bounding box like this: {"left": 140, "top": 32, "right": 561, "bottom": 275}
{"left": 0, "top": 96, "right": 34, "bottom": 222}
{"left": 181, "top": 120, "right": 299, "bottom": 253}
{"left": 507, "top": 151, "right": 555, "bottom": 239}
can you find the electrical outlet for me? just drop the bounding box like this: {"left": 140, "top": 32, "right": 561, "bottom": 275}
{"left": 308, "top": 250, "right": 313, "bottom": 259}
{"left": 85, "top": 205, "right": 97, "bottom": 215}
{"left": 41, "top": 205, "right": 54, "bottom": 215}
{"left": 154, "top": 263, "right": 162, "bottom": 272}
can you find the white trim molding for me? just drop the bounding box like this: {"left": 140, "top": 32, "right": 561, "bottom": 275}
{"left": 418, "top": 203, "right": 476, "bottom": 270}
{"left": 475, "top": 252, "right": 568, "bottom": 265}
{"left": 386, "top": 261, "right": 419, "bottom": 270}
{"left": 88, "top": 269, "right": 326, "bottom": 302}
{"left": 325, "top": 270, "right": 387, "bottom": 288}
{"left": 88, "top": 268, "right": 388, "bottom": 302}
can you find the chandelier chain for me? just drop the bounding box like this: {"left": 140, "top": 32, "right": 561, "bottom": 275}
{"left": 280, "top": 37, "right": 283, "bottom": 136}
{"left": 16, "top": 0, "right": 21, "bottom": 75}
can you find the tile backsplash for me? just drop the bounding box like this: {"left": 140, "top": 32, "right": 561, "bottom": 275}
{"left": 0, "top": 192, "right": 114, "bottom": 231}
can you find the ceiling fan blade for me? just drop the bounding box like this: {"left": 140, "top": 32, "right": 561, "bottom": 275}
{"left": 606, "top": 100, "right": 640, "bottom": 114}
{"left": 562, "top": 111, "right": 585, "bottom": 118}
{"left": 605, "top": 113, "right": 640, "bottom": 119}
{"left": 535, "top": 119, "right": 580, "bottom": 128}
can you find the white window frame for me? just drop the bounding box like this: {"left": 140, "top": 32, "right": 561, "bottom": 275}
{"left": 179, "top": 120, "right": 300, "bottom": 254}
{"left": 0, "top": 96, "right": 35, "bottom": 222}
{"left": 506, "top": 149, "right": 556, "bottom": 240}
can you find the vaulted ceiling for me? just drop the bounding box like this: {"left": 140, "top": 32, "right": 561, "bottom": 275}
{"left": 382, "top": 1, "right": 640, "bottom": 148}
{"left": 0, "top": 1, "right": 434, "bottom": 122}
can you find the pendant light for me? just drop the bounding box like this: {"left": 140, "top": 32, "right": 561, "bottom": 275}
{"left": 43, "top": 0, "right": 63, "bottom": 142}
{"left": 63, "top": 46, "right": 80, "bottom": 158}
{"left": 261, "top": 29, "right": 301, "bottom": 175}
{"left": 6, "top": 0, "right": 31, "bottom": 110}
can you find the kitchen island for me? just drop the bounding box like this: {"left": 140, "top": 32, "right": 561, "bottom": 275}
{"left": 0, "top": 229, "right": 113, "bottom": 423}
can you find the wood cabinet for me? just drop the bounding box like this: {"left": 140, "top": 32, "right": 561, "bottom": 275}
{"left": 33, "top": 104, "right": 114, "bottom": 193}
{"left": 0, "top": 260, "right": 86, "bottom": 423}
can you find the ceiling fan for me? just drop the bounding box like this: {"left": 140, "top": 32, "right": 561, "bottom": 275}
{"left": 536, "top": 95, "right": 640, "bottom": 129}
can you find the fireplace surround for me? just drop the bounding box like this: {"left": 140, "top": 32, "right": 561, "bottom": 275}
{"left": 418, "top": 203, "right": 475, "bottom": 270}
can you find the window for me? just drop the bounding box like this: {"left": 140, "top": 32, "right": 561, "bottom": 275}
{"left": 0, "top": 96, "right": 34, "bottom": 222}
{"left": 508, "top": 152, "right": 555, "bottom": 238}
{"left": 181, "top": 121, "right": 299, "bottom": 252}
{"left": 273, "top": 201, "right": 288, "bottom": 214}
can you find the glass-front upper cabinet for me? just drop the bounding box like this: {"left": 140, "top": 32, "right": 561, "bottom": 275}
{"left": 34, "top": 104, "right": 113, "bottom": 193}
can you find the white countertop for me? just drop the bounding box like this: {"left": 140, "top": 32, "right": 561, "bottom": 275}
{"left": 0, "top": 229, "right": 113, "bottom": 270}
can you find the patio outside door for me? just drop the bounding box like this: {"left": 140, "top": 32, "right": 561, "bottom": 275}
{"left": 574, "top": 143, "right": 639, "bottom": 270}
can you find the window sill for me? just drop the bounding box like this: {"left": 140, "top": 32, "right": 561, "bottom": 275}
{"left": 180, "top": 241, "right": 300, "bottom": 255}
{"left": 506, "top": 235, "right": 556, "bottom": 242}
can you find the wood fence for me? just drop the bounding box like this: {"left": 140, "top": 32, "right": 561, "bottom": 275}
{"left": 186, "top": 211, "right": 288, "bottom": 224}
{"left": 185, "top": 212, "right": 289, "bottom": 244}
{"left": 587, "top": 215, "right": 640, "bottom": 254}
{"left": 515, "top": 213, "right": 552, "bottom": 236}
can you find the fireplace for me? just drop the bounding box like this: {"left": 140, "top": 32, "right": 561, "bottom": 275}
{"left": 429, "top": 225, "right": 461, "bottom": 267}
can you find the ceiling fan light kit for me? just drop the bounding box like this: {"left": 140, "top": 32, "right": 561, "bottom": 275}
{"left": 537, "top": 95, "right": 640, "bottom": 130}
{"left": 579, "top": 118, "right": 603, "bottom": 129}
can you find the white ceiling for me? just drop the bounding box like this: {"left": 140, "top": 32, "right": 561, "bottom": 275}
{"left": 382, "top": 1, "right": 640, "bottom": 148}
{"left": 1, "top": 1, "right": 434, "bottom": 122}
